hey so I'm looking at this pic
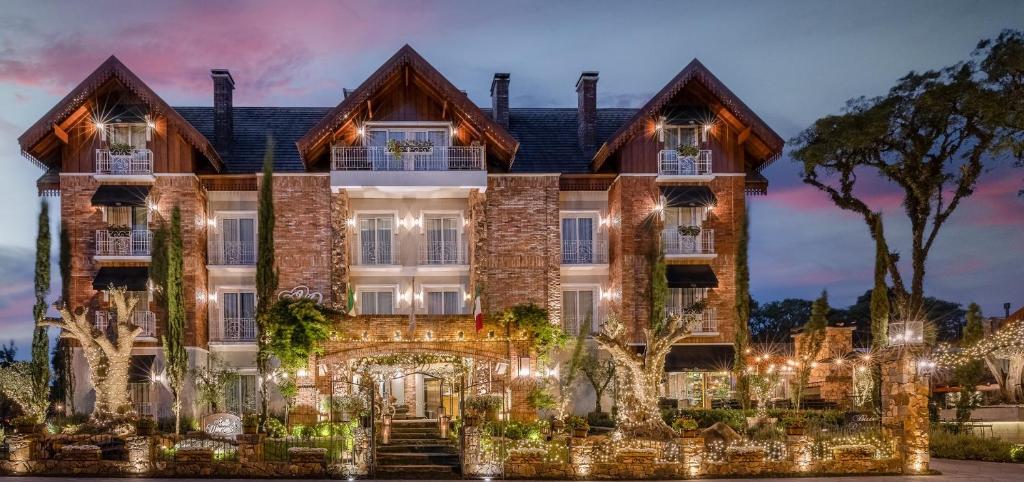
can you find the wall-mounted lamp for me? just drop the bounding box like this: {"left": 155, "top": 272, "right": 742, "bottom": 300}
{"left": 346, "top": 218, "right": 356, "bottom": 227}
{"left": 207, "top": 217, "right": 217, "bottom": 228}
{"left": 656, "top": 116, "right": 666, "bottom": 142}
{"left": 145, "top": 115, "right": 154, "bottom": 141}
{"left": 207, "top": 291, "right": 217, "bottom": 303}
{"left": 357, "top": 126, "right": 366, "bottom": 137}
{"left": 517, "top": 357, "right": 532, "bottom": 378}
{"left": 297, "top": 368, "right": 308, "bottom": 378}
{"left": 653, "top": 202, "right": 665, "bottom": 213}
{"left": 95, "top": 121, "right": 107, "bottom": 141}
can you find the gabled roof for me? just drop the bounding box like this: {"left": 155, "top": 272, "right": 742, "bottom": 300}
{"left": 18, "top": 55, "right": 224, "bottom": 172}
{"left": 296, "top": 45, "right": 519, "bottom": 168}
{"left": 592, "top": 59, "right": 784, "bottom": 172}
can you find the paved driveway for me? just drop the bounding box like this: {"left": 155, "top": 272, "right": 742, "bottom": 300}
{"left": 4, "top": 459, "right": 1024, "bottom": 481}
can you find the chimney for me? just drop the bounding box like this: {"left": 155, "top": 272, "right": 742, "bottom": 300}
{"left": 211, "top": 69, "right": 234, "bottom": 151}
{"left": 576, "top": 71, "right": 599, "bottom": 153}
{"left": 490, "top": 73, "right": 510, "bottom": 128}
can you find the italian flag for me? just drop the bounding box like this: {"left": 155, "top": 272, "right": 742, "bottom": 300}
{"left": 474, "top": 286, "right": 484, "bottom": 332}
{"left": 347, "top": 287, "right": 356, "bottom": 316}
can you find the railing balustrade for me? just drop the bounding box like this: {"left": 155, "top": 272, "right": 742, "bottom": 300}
{"left": 95, "top": 149, "right": 154, "bottom": 175}
{"left": 211, "top": 317, "right": 257, "bottom": 342}
{"left": 96, "top": 229, "right": 152, "bottom": 257}
{"left": 95, "top": 310, "right": 157, "bottom": 337}
{"left": 561, "top": 237, "right": 609, "bottom": 264}
{"left": 666, "top": 307, "right": 718, "bottom": 334}
{"left": 662, "top": 228, "right": 715, "bottom": 255}
{"left": 208, "top": 240, "right": 256, "bottom": 265}
{"left": 657, "top": 149, "right": 712, "bottom": 176}
{"left": 332, "top": 145, "right": 485, "bottom": 171}
{"left": 353, "top": 235, "right": 400, "bottom": 265}
{"left": 418, "top": 238, "right": 467, "bottom": 265}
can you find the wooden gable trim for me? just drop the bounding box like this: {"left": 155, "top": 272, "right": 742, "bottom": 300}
{"left": 592, "top": 59, "right": 783, "bottom": 173}
{"left": 17, "top": 55, "right": 224, "bottom": 172}
{"left": 296, "top": 45, "right": 519, "bottom": 168}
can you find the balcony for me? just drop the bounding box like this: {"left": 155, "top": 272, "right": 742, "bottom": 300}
{"left": 95, "top": 229, "right": 152, "bottom": 259}
{"left": 95, "top": 149, "right": 154, "bottom": 177}
{"left": 562, "top": 237, "right": 609, "bottom": 265}
{"left": 210, "top": 317, "right": 257, "bottom": 343}
{"left": 662, "top": 228, "right": 715, "bottom": 257}
{"left": 417, "top": 239, "right": 468, "bottom": 266}
{"left": 95, "top": 310, "right": 156, "bottom": 338}
{"left": 352, "top": 236, "right": 401, "bottom": 266}
{"left": 658, "top": 149, "right": 712, "bottom": 177}
{"left": 208, "top": 240, "right": 256, "bottom": 266}
{"left": 667, "top": 307, "right": 718, "bottom": 335}
{"left": 330, "top": 145, "right": 487, "bottom": 194}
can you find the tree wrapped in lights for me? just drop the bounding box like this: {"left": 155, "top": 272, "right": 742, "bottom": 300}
{"left": 0, "top": 362, "right": 50, "bottom": 422}
{"left": 594, "top": 311, "right": 701, "bottom": 438}
{"left": 938, "top": 316, "right": 1024, "bottom": 402}
{"left": 792, "top": 291, "right": 829, "bottom": 410}
{"left": 41, "top": 288, "right": 143, "bottom": 420}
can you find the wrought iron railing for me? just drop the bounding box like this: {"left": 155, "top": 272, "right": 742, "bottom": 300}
{"left": 657, "top": 149, "right": 712, "bottom": 176}
{"left": 666, "top": 307, "right": 718, "bottom": 334}
{"left": 418, "top": 239, "right": 468, "bottom": 265}
{"left": 561, "top": 237, "right": 609, "bottom": 264}
{"left": 332, "top": 145, "right": 485, "bottom": 171}
{"left": 211, "top": 317, "right": 257, "bottom": 343}
{"left": 208, "top": 240, "right": 256, "bottom": 265}
{"left": 96, "top": 229, "right": 152, "bottom": 257}
{"left": 95, "top": 310, "right": 157, "bottom": 337}
{"left": 353, "top": 236, "right": 400, "bottom": 265}
{"left": 95, "top": 149, "right": 154, "bottom": 175}
{"left": 662, "top": 228, "right": 715, "bottom": 255}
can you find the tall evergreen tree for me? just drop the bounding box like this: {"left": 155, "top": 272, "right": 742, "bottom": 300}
{"left": 54, "top": 222, "right": 73, "bottom": 414}
{"left": 869, "top": 217, "right": 891, "bottom": 412}
{"left": 163, "top": 206, "right": 189, "bottom": 433}
{"left": 256, "top": 137, "right": 279, "bottom": 428}
{"left": 793, "top": 291, "right": 829, "bottom": 409}
{"left": 954, "top": 303, "right": 986, "bottom": 423}
{"left": 733, "top": 204, "right": 751, "bottom": 409}
{"left": 31, "top": 199, "right": 51, "bottom": 417}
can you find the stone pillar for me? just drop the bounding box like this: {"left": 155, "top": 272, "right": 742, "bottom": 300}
{"left": 125, "top": 435, "right": 154, "bottom": 474}
{"left": 236, "top": 433, "right": 266, "bottom": 463}
{"left": 330, "top": 190, "right": 350, "bottom": 311}
{"left": 569, "top": 439, "right": 594, "bottom": 478}
{"left": 679, "top": 436, "right": 703, "bottom": 478}
{"left": 881, "top": 348, "right": 930, "bottom": 474}
{"left": 5, "top": 433, "right": 37, "bottom": 462}
{"left": 786, "top": 434, "right": 811, "bottom": 472}
{"left": 403, "top": 374, "right": 416, "bottom": 411}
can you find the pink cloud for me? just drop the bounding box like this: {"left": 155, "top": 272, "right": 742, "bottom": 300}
{"left": 956, "top": 175, "right": 1024, "bottom": 228}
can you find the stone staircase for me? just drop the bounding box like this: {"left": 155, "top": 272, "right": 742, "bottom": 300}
{"left": 376, "top": 407, "right": 460, "bottom": 478}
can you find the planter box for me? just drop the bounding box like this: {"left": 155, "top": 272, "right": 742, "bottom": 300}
{"left": 61, "top": 444, "right": 102, "bottom": 461}
{"left": 176, "top": 447, "right": 214, "bottom": 462}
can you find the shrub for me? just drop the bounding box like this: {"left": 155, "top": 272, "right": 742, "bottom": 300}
{"left": 484, "top": 420, "right": 546, "bottom": 440}
{"left": 265, "top": 417, "right": 287, "bottom": 438}
{"left": 930, "top": 426, "right": 1018, "bottom": 462}
{"left": 672, "top": 417, "right": 698, "bottom": 431}
{"left": 526, "top": 386, "right": 555, "bottom": 410}
{"left": 587, "top": 412, "right": 615, "bottom": 428}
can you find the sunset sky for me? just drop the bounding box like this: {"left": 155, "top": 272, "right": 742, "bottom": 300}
{"left": 1, "top": 0, "right": 1022, "bottom": 355}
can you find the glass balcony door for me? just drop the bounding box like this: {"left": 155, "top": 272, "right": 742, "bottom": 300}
{"left": 562, "top": 217, "right": 595, "bottom": 264}
{"left": 424, "top": 216, "right": 459, "bottom": 264}
{"left": 664, "top": 126, "right": 698, "bottom": 150}
{"left": 358, "top": 216, "right": 394, "bottom": 264}
{"left": 367, "top": 127, "right": 450, "bottom": 170}
{"left": 220, "top": 217, "right": 255, "bottom": 265}
{"left": 222, "top": 292, "right": 256, "bottom": 341}
{"left": 426, "top": 290, "right": 461, "bottom": 315}
{"left": 562, "top": 289, "right": 596, "bottom": 336}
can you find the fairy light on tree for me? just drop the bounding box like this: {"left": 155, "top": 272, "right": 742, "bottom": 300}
{"left": 40, "top": 287, "right": 143, "bottom": 421}
{"left": 936, "top": 316, "right": 1024, "bottom": 402}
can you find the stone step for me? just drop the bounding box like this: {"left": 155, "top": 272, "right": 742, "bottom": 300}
{"left": 386, "top": 431, "right": 441, "bottom": 440}
{"left": 390, "top": 427, "right": 439, "bottom": 435}
{"left": 376, "top": 452, "right": 461, "bottom": 465}
{"left": 374, "top": 464, "right": 460, "bottom": 478}
{"left": 391, "top": 419, "right": 437, "bottom": 427}
{"left": 377, "top": 443, "right": 456, "bottom": 454}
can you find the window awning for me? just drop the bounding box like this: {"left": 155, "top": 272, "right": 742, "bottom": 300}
{"left": 129, "top": 355, "right": 156, "bottom": 383}
{"left": 91, "top": 185, "right": 150, "bottom": 207}
{"left": 93, "top": 267, "right": 149, "bottom": 291}
{"left": 661, "top": 185, "right": 716, "bottom": 207}
{"left": 664, "top": 344, "right": 735, "bottom": 372}
{"left": 666, "top": 264, "right": 718, "bottom": 288}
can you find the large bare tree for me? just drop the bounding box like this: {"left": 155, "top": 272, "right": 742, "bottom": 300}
{"left": 41, "top": 288, "right": 143, "bottom": 420}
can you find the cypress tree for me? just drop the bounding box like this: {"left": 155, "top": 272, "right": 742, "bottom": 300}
{"left": 31, "top": 199, "right": 51, "bottom": 418}
{"left": 650, "top": 248, "right": 668, "bottom": 334}
{"left": 163, "top": 206, "right": 188, "bottom": 433}
{"left": 54, "top": 222, "right": 73, "bottom": 414}
{"left": 733, "top": 204, "right": 751, "bottom": 409}
{"left": 255, "top": 137, "right": 278, "bottom": 428}
{"left": 794, "top": 291, "right": 829, "bottom": 409}
{"left": 954, "top": 303, "right": 985, "bottom": 422}
{"left": 869, "top": 217, "right": 890, "bottom": 412}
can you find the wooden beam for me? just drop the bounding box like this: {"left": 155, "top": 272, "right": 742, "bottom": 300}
{"left": 737, "top": 126, "right": 752, "bottom": 145}
{"left": 442, "top": 100, "right": 448, "bottom": 120}
{"left": 366, "top": 99, "right": 373, "bottom": 120}
{"left": 52, "top": 124, "right": 68, "bottom": 144}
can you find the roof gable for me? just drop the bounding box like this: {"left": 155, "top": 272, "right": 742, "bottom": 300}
{"left": 296, "top": 45, "right": 519, "bottom": 168}
{"left": 18, "top": 55, "right": 224, "bottom": 172}
{"left": 592, "top": 59, "right": 783, "bottom": 172}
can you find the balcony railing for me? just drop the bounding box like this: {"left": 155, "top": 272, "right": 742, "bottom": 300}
{"left": 353, "top": 236, "right": 400, "bottom": 265}
{"left": 666, "top": 307, "right": 718, "bottom": 334}
{"left": 332, "top": 145, "right": 485, "bottom": 171}
{"left": 658, "top": 149, "right": 712, "bottom": 176}
{"left": 562, "top": 237, "right": 609, "bottom": 265}
{"left": 418, "top": 239, "right": 468, "bottom": 265}
{"left": 208, "top": 240, "right": 256, "bottom": 266}
{"left": 662, "top": 228, "right": 715, "bottom": 256}
{"left": 211, "top": 317, "right": 257, "bottom": 343}
{"left": 95, "top": 310, "right": 157, "bottom": 337}
{"left": 563, "top": 315, "right": 602, "bottom": 337}
{"left": 96, "top": 229, "right": 152, "bottom": 257}
{"left": 95, "top": 149, "right": 154, "bottom": 175}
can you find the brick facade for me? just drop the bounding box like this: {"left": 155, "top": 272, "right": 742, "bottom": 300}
{"left": 607, "top": 175, "right": 660, "bottom": 340}
{"left": 267, "top": 174, "right": 332, "bottom": 303}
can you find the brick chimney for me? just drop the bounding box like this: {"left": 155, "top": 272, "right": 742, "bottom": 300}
{"left": 576, "top": 71, "right": 598, "bottom": 153}
{"left": 490, "top": 73, "right": 510, "bottom": 129}
{"left": 211, "top": 69, "right": 234, "bottom": 151}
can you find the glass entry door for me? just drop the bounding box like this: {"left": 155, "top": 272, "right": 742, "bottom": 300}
{"left": 424, "top": 216, "right": 459, "bottom": 264}
{"left": 561, "top": 217, "right": 594, "bottom": 264}
{"left": 359, "top": 216, "right": 394, "bottom": 264}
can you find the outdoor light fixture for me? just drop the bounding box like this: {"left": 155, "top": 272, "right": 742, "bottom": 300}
{"left": 653, "top": 202, "right": 665, "bottom": 213}
{"left": 297, "top": 368, "right": 308, "bottom": 378}
{"left": 346, "top": 218, "right": 356, "bottom": 227}
{"left": 357, "top": 126, "right": 366, "bottom": 137}
{"left": 95, "top": 121, "right": 107, "bottom": 141}
{"left": 207, "top": 217, "right": 217, "bottom": 228}
{"left": 145, "top": 115, "right": 154, "bottom": 141}
{"left": 517, "top": 357, "right": 532, "bottom": 378}
{"left": 889, "top": 320, "right": 925, "bottom": 346}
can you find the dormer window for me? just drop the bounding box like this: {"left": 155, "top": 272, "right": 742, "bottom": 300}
{"left": 107, "top": 123, "right": 148, "bottom": 150}
{"left": 663, "top": 125, "right": 698, "bottom": 150}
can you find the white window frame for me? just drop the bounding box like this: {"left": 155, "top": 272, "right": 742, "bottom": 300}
{"left": 662, "top": 125, "right": 700, "bottom": 149}
{"left": 357, "top": 284, "right": 400, "bottom": 315}
{"left": 107, "top": 122, "right": 149, "bottom": 149}
{"left": 354, "top": 210, "right": 400, "bottom": 263}
{"left": 217, "top": 286, "right": 257, "bottom": 340}
{"left": 420, "top": 284, "right": 465, "bottom": 315}
{"left": 363, "top": 121, "right": 454, "bottom": 148}
{"left": 561, "top": 284, "right": 601, "bottom": 336}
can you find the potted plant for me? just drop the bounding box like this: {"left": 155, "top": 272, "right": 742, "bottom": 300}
{"left": 782, "top": 413, "right": 806, "bottom": 436}
{"left": 386, "top": 138, "right": 404, "bottom": 161}
{"left": 676, "top": 225, "right": 701, "bottom": 252}
{"left": 465, "top": 394, "right": 502, "bottom": 422}
{"left": 136, "top": 416, "right": 157, "bottom": 435}
{"left": 242, "top": 414, "right": 259, "bottom": 435}
{"left": 565, "top": 415, "right": 589, "bottom": 438}
{"left": 108, "top": 142, "right": 134, "bottom": 156}
{"left": 675, "top": 144, "right": 701, "bottom": 158}
{"left": 672, "top": 417, "right": 700, "bottom": 438}
{"left": 677, "top": 225, "right": 702, "bottom": 237}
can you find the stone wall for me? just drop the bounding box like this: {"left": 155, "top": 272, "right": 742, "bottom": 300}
{"left": 881, "top": 348, "right": 931, "bottom": 474}
{"left": 329, "top": 190, "right": 349, "bottom": 311}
